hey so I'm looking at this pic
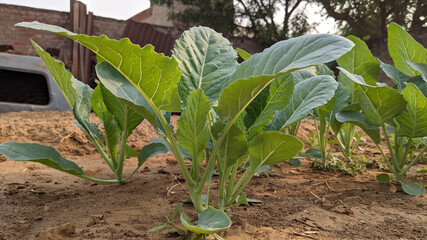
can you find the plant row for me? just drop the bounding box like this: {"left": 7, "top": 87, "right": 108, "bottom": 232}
{"left": 0, "top": 21, "right": 425, "bottom": 238}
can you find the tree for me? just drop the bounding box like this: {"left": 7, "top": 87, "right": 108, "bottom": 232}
{"left": 235, "top": 0, "right": 314, "bottom": 44}
{"left": 152, "top": 0, "right": 313, "bottom": 45}
{"left": 316, "top": 0, "right": 426, "bottom": 40}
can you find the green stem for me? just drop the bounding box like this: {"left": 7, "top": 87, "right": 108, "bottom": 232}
{"left": 123, "top": 164, "right": 144, "bottom": 182}
{"left": 90, "top": 135, "right": 115, "bottom": 172}
{"left": 381, "top": 123, "right": 397, "bottom": 164}
{"left": 115, "top": 107, "right": 129, "bottom": 183}
{"left": 402, "top": 144, "right": 427, "bottom": 174}
{"left": 80, "top": 175, "right": 121, "bottom": 183}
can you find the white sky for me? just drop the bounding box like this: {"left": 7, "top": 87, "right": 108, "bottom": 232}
{"left": 0, "top": 0, "right": 336, "bottom": 33}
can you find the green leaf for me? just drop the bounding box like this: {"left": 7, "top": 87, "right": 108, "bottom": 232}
{"left": 376, "top": 173, "right": 391, "bottom": 183}
{"left": 125, "top": 145, "right": 138, "bottom": 159}
{"left": 266, "top": 75, "right": 338, "bottom": 131}
{"left": 304, "top": 148, "right": 322, "bottom": 159}
{"left": 339, "top": 67, "right": 407, "bottom": 126}
{"left": 235, "top": 192, "right": 249, "bottom": 206}
{"left": 406, "top": 61, "right": 427, "bottom": 82}
{"left": 221, "top": 124, "right": 248, "bottom": 168}
{"left": 32, "top": 41, "right": 103, "bottom": 144}
{"left": 335, "top": 111, "right": 381, "bottom": 144}
{"left": 176, "top": 89, "right": 211, "bottom": 162}
{"left": 319, "top": 82, "right": 350, "bottom": 123}
{"left": 180, "top": 208, "right": 231, "bottom": 234}
{"left": 91, "top": 86, "right": 120, "bottom": 161}
{"left": 245, "top": 75, "right": 294, "bottom": 139}
{"left": 337, "top": 35, "right": 379, "bottom": 85}
{"left": 292, "top": 69, "right": 315, "bottom": 84}
{"left": 137, "top": 143, "right": 169, "bottom": 166}
{"left": 0, "top": 142, "right": 86, "bottom": 177}
{"left": 315, "top": 64, "right": 334, "bottom": 76}
{"left": 173, "top": 27, "right": 238, "bottom": 103}
{"left": 396, "top": 83, "right": 427, "bottom": 138}
{"left": 31, "top": 40, "right": 78, "bottom": 108}
{"left": 248, "top": 132, "right": 303, "bottom": 171}
{"left": 99, "top": 83, "right": 143, "bottom": 137}
{"left": 95, "top": 61, "right": 158, "bottom": 129}
{"left": 217, "top": 34, "right": 354, "bottom": 121}
{"left": 401, "top": 182, "right": 426, "bottom": 196}
{"left": 17, "top": 21, "right": 181, "bottom": 112}
{"left": 236, "top": 48, "right": 252, "bottom": 61}
{"left": 388, "top": 23, "right": 427, "bottom": 77}
{"left": 380, "top": 63, "right": 426, "bottom": 94}
{"left": 289, "top": 158, "right": 301, "bottom": 166}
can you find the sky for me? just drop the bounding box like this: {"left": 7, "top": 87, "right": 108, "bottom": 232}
{"left": 0, "top": 0, "right": 336, "bottom": 33}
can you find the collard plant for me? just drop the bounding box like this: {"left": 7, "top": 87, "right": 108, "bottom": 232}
{"left": 336, "top": 23, "right": 427, "bottom": 195}
{"left": 0, "top": 43, "right": 151, "bottom": 184}
{"left": 4, "top": 22, "right": 353, "bottom": 236}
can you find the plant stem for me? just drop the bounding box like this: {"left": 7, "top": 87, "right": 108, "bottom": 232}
{"left": 402, "top": 144, "right": 427, "bottom": 174}
{"left": 89, "top": 135, "right": 115, "bottom": 172}
{"left": 80, "top": 175, "right": 121, "bottom": 183}
{"left": 115, "top": 107, "right": 129, "bottom": 183}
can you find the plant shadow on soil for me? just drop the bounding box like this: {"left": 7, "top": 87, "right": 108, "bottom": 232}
{"left": 0, "top": 111, "right": 426, "bottom": 240}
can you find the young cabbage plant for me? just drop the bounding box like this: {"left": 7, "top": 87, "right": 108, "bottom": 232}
{"left": 10, "top": 22, "right": 354, "bottom": 235}
{"left": 334, "top": 35, "right": 382, "bottom": 163}
{"left": 0, "top": 42, "right": 157, "bottom": 183}
{"left": 336, "top": 23, "right": 427, "bottom": 195}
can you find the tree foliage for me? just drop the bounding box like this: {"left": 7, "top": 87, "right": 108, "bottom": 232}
{"left": 152, "top": 0, "right": 313, "bottom": 45}
{"left": 316, "top": 0, "right": 426, "bottom": 40}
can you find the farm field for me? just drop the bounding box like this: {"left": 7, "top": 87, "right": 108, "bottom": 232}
{"left": 1, "top": 111, "right": 426, "bottom": 240}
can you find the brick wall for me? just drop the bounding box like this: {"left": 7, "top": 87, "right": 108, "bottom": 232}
{"left": 0, "top": 4, "right": 126, "bottom": 66}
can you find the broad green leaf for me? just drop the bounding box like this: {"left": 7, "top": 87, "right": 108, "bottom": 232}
{"left": 289, "top": 158, "right": 301, "bottom": 166}
{"left": 406, "top": 61, "right": 427, "bottom": 82}
{"left": 401, "top": 182, "right": 426, "bottom": 196}
{"left": 266, "top": 75, "right": 338, "bottom": 131}
{"left": 211, "top": 122, "right": 248, "bottom": 167}
{"left": 99, "top": 83, "right": 143, "bottom": 137}
{"left": 32, "top": 41, "right": 103, "bottom": 143}
{"left": 292, "top": 69, "right": 315, "bottom": 84}
{"left": 236, "top": 48, "right": 252, "bottom": 61}
{"left": 335, "top": 111, "right": 381, "bottom": 144}
{"left": 337, "top": 35, "right": 379, "bottom": 85}
{"left": 304, "top": 148, "right": 322, "bottom": 159}
{"left": 137, "top": 143, "right": 169, "bottom": 166}
{"left": 417, "top": 167, "right": 427, "bottom": 173}
{"left": 388, "top": 23, "right": 427, "bottom": 77}
{"left": 173, "top": 26, "right": 238, "bottom": 103}
{"left": 176, "top": 89, "right": 211, "bottom": 162}
{"left": 31, "top": 40, "right": 77, "bottom": 108}
{"left": 380, "top": 63, "right": 426, "bottom": 94}
{"left": 376, "top": 173, "right": 391, "bottom": 183}
{"left": 91, "top": 86, "right": 120, "bottom": 161}
{"left": 222, "top": 124, "right": 248, "bottom": 168}
{"left": 315, "top": 64, "right": 334, "bottom": 76}
{"left": 180, "top": 208, "right": 231, "bottom": 234}
{"left": 339, "top": 68, "right": 407, "bottom": 126}
{"left": 17, "top": 21, "right": 181, "bottom": 112}
{"left": 0, "top": 142, "right": 86, "bottom": 177}
{"left": 318, "top": 82, "right": 350, "bottom": 123}
{"left": 396, "top": 83, "right": 427, "bottom": 138}
{"left": 125, "top": 145, "right": 138, "bottom": 158}
{"left": 95, "top": 61, "right": 158, "bottom": 129}
{"left": 248, "top": 132, "right": 303, "bottom": 171}
{"left": 245, "top": 75, "right": 294, "bottom": 139}
{"left": 217, "top": 34, "right": 354, "bottom": 121}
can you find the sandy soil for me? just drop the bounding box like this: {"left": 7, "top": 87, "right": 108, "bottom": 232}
{"left": 0, "top": 111, "right": 426, "bottom": 240}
